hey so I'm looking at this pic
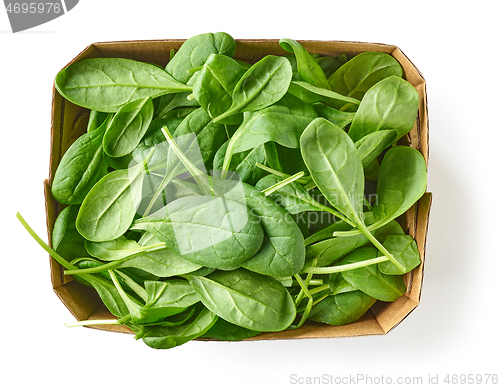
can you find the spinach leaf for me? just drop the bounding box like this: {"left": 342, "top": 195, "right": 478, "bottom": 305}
{"left": 328, "top": 52, "right": 403, "bottom": 101}
{"left": 131, "top": 195, "right": 264, "bottom": 270}
{"left": 279, "top": 38, "right": 330, "bottom": 89}
{"left": 51, "top": 115, "right": 110, "bottom": 205}
{"left": 162, "top": 126, "right": 306, "bottom": 278}
{"left": 312, "top": 103, "right": 355, "bottom": 128}
{"left": 328, "top": 273, "right": 358, "bottom": 295}
{"left": 288, "top": 81, "right": 361, "bottom": 107}
{"left": 213, "top": 141, "right": 270, "bottom": 185}
{"left": 203, "top": 318, "right": 261, "bottom": 341}
{"left": 166, "top": 32, "right": 236, "bottom": 83}
{"left": 355, "top": 129, "right": 398, "bottom": 167}
{"left": 103, "top": 97, "right": 154, "bottom": 157}
{"left": 76, "top": 156, "right": 149, "bottom": 242}
{"left": 153, "top": 92, "right": 199, "bottom": 119}
{"left": 378, "top": 235, "right": 421, "bottom": 275}
{"left": 240, "top": 186, "right": 306, "bottom": 277}
{"left": 110, "top": 272, "right": 200, "bottom": 325}
{"left": 55, "top": 58, "right": 192, "bottom": 112}
{"left": 348, "top": 76, "right": 419, "bottom": 142}
{"left": 87, "top": 110, "right": 109, "bottom": 132}
{"left": 52, "top": 205, "right": 88, "bottom": 260}
{"left": 340, "top": 247, "right": 406, "bottom": 302}
{"left": 308, "top": 290, "right": 376, "bottom": 326}
{"left": 136, "top": 304, "right": 218, "bottom": 349}
{"left": 189, "top": 268, "right": 296, "bottom": 331}
{"left": 85, "top": 235, "right": 165, "bottom": 261}
{"left": 305, "top": 233, "right": 369, "bottom": 267}
{"left": 316, "top": 54, "right": 347, "bottom": 79}
{"left": 255, "top": 174, "right": 328, "bottom": 214}
{"left": 300, "top": 118, "right": 365, "bottom": 222}
{"left": 192, "top": 53, "right": 246, "bottom": 120}
{"left": 368, "top": 146, "right": 427, "bottom": 233}
{"left": 212, "top": 55, "right": 292, "bottom": 123}
{"left": 220, "top": 93, "right": 317, "bottom": 173}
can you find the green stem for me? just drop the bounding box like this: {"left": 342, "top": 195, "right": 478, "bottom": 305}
{"left": 293, "top": 274, "right": 313, "bottom": 306}
{"left": 65, "top": 260, "right": 121, "bottom": 276}
{"left": 261, "top": 171, "right": 305, "bottom": 196}
{"left": 16, "top": 212, "right": 76, "bottom": 271}
{"left": 187, "top": 66, "right": 203, "bottom": 74}
{"left": 64, "top": 242, "right": 166, "bottom": 276}
{"left": 65, "top": 313, "right": 131, "bottom": 327}
{"left": 65, "top": 319, "right": 121, "bottom": 328}
{"left": 302, "top": 256, "right": 389, "bottom": 274}
{"left": 308, "top": 284, "right": 330, "bottom": 295}
{"left": 161, "top": 126, "right": 213, "bottom": 196}
{"left": 303, "top": 180, "right": 317, "bottom": 191}
{"left": 255, "top": 163, "right": 309, "bottom": 185}
{"left": 289, "top": 298, "right": 313, "bottom": 330}
{"left": 354, "top": 219, "right": 406, "bottom": 272}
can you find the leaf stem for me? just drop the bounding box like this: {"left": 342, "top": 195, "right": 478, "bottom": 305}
{"left": 255, "top": 163, "right": 309, "bottom": 184}
{"left": 302, "top": 255, "right": 389, "bottom": 274}
{"left": 354, "top": 219, "right": 406, "bottom": 272}
{"left": 261, "top": 171, "right": 305, "bottom": 196}
{"left": 65, "top": 319, "right": 122, "bottom": 328}
{"left": 16, "top": 212, "right": 76, "bottom": 271}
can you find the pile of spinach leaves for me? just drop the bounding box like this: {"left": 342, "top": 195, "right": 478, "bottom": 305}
{"left": 18, "top": 32, "right": 427, "bottom": 349}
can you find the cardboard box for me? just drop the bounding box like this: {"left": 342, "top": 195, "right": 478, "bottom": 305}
{"left": 44, "top": 38, "right": 432, "bottom": 340}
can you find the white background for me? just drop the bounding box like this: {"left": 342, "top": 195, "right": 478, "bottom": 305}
{"left": 1, "top": 1, "right": 498, "bottom": 387}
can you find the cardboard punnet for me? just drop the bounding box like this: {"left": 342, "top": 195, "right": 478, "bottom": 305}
{"left": 45, "top": 39, "right": 432, "bottom": 341}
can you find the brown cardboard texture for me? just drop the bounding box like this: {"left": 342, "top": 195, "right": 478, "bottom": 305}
{"left": 45, "top": 39, "right": 431, "bottom": 341}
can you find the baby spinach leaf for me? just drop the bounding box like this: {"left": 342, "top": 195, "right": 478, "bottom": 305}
{"left": 212, "top": 55, "right": 292, "bottom": 122}
{"left": 328, "top": 52, "right": 403, "bottom": 101}
{"left": 308, "top": 290, "right": 376, "bottom": 326}
{"left": 288, "top": 81, "right": 361, "bottom": 107}
{"left": 378, "top": 234, "right": 421, "bottom": 275}
{"left": 51, "top": 115, "right": 110, "bottom": 205}
{"left": 369, "top": 146, "right": 427, "bottom": 232}
{"left": 192, "top": 53, "right": 246, "bottom": 120}
{"left": 76, "top": 158, "right": 148, "bottom": 242}
{"left": 240, "top": 186, "right": 306, "bottom": 277}
{"left": 328, "top": 273, "right": 358, "bottom": 295}
{"left": 161, "top": 126, "right": 306, "bottom": 278}
{"left": 153, "top": 92, "right": 199, "bottom": 119}
{"left": 316, "top": 54, "right": 348, "bottom": 79}
{"left": 87, "top": 110, "right": 109, "bottom": 132}
{"left": 355, "top": 129, "right": 398, "bottom": 167}
{"left": 220, "top": 93, "right": 317, "bottom": 173}
{"left": 131, "top": 195, "right": 264, "bottom": 270}
{"left": 166, "top": 32, "right": 236, "bottom": 84}
{"left": 300, "top": 118, "right": 365, "bottom": 222}
{"left": 202, "top": 318, "right": 261, "bottom": 341}
{"left": 137, "top": 304, "right": 218, "bottom": 349}
{"left": 348, "top": 76, "right": 419, "bottom": 142}
{"left": 85, "top": 235, "right": 165, "bottom": 261}
{"left": 279, "top": 38, "right": 330, "bottom": 90}
{"left": 55, "top": 58, "right": 192, "bottom": 112}
{"left": 103, "top": 97, "right": 154, "bottom": 158}
{"left": 111, "top": 274, "right": 200, "bottom": 325}
{"left": 213, "top": 141, "right": 270, "bottom": 185}
{"left": 189, "top": 268, "right": 296, "bottom": 332}
{"left": 52, "top": 205, "right": 88, "bottom": 260}
{"left": 305, "top": 233, "right": 369, "bottom": 268}
{"left": 255, "top": 174, "right": 327, "bottom": 214}
{"left": 340, "top": 247, "right": 406, "bottom": 302}
{"left": 312, "top": 103, "right": 355, "bottom": 128}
